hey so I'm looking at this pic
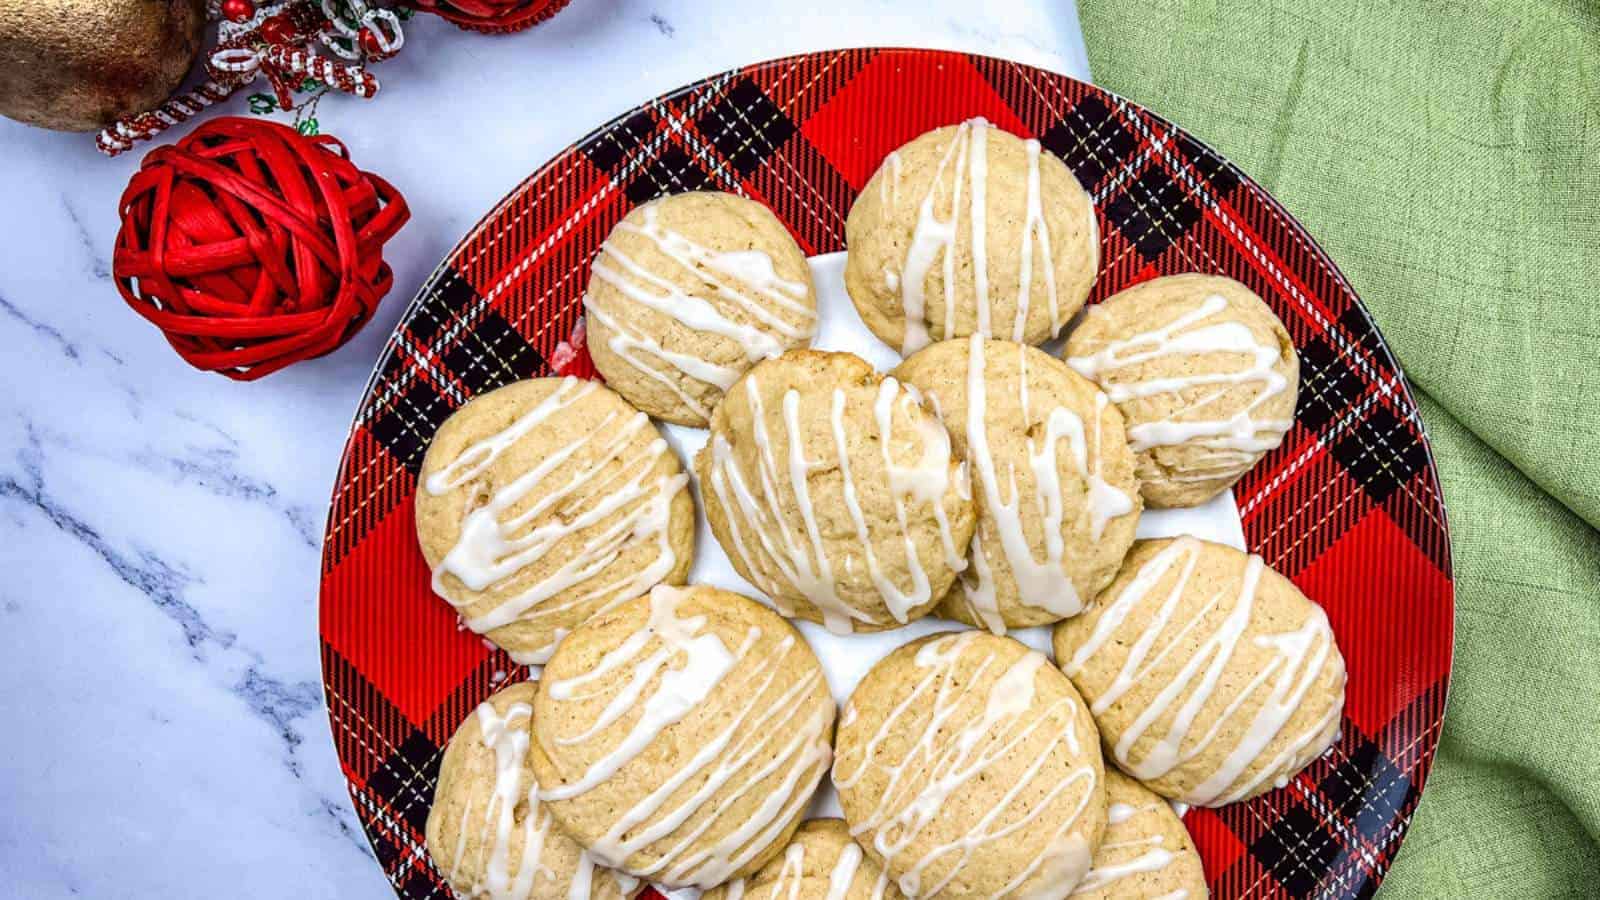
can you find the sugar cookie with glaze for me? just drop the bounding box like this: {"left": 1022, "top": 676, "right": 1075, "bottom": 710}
{"left": 696, "top": 350, "right": 976, "bottom": 634}
{"left": 703, "top": 819, "right": 905, "bottom": 900}
{"left": 425, "top": 682, "right": 640, "bottom": 900}
{"left": 584, "top": 191, "right": 818, "bottom": 427}
{"left": 844, "top": 119, "right": 1099, "bottom": 353}
{"left": 895, "top": 336, "right": 1141, "bottom": 632}
{"left": 1071, "top": 770, "right": 1208, "bottom": 899}
{"left": 530, "top": 585, "right": 836, "bottom": 889}
{"left": 834, "top": 631, "right": 1106, "bottom": 898}
{"left": 1064, "top": 274, "right": 1299, "bottom": 508}
{"left": 415, "top": 377, "right": 695, "bottom": 665}
{"left": 1054, "top": 536, "right": 1346, "bottom": 806}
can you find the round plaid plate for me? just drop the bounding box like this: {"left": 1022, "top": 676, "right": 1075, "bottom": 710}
{"left": 319, "top": 48, "right": 1454, "bottom": 900}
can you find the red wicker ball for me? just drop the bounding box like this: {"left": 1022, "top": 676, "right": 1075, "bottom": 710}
{"left": 113, "top": 117, "right": 409, "bottom": 380}
{"left": 408, "top": 0, "right": 574, "bottom": 33}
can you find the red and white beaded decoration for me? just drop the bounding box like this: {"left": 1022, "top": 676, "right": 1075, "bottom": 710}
{"left": 96, "top": 0, "right": 406, "bottom": 157}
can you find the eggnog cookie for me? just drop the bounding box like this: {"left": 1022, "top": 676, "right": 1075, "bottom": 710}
{"left": 844, "top": 119, "right": 1099, "bottom": 354}
{"left": 696, "top": 350, "right": 975, "bottom": 634}
{"left": 530, "top": 585, "right": 835, "bottom": 889}
{"left": 1064, "top": 274, "right": 1299, "bottom": 508}
{"left": 425, "top": 682, "right": 640, "bottom": 900}
{"left": 835, "top": 631, "right": 1106, "bottom": 898}
{"left": 415, "top": 378, "right": 695, "bottom": 664}
{"left": 585, "top": 191, "right": 818, "bottom": 427}
{"left": 703, "top": 819, "right": 904, "bottom": 900}
{"left": 895, "top": 336, "right": 1140, "bottom": 633}
{"left": 1054, "top": 537, "right": 1346, "bottom": 806}
{"left": 1071, "top": 770, "right": 1207, "bottom": 900}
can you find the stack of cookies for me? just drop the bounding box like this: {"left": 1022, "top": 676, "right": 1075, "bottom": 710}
{"left": 413, "top": 119, "right": 1346, "bottom": 900}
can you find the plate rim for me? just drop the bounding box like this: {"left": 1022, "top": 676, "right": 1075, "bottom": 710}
{"left": 318, "top": 45, "right": 1456, "bottom": 898}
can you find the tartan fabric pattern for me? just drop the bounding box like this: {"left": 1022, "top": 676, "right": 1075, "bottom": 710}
{"left": 319, "top": 48, "right": 1454, "bottom": 899}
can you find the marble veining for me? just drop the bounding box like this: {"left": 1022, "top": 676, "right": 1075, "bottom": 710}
{"left": 0, "top": 2, "right": 1087, "bottom": 897}
{"left": 61, "top": 197, "right": 113, "bottom": 281}
{"left": 0, "top": 293, "right": 81, "bottom": 361}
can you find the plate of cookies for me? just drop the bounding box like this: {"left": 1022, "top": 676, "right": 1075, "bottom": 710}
{"left": 320, "top": 48, "right": 1454, "bottom": 900}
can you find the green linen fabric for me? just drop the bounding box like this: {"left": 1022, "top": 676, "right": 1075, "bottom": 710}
{"left": 1076, "top": 1, "right": 1600, "bottom": 895}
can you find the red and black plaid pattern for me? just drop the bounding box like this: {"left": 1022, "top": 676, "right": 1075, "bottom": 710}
{"left": 319, "top": 49, "right": 1453, "bottom": 900}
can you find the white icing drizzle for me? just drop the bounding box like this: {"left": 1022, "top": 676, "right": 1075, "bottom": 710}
{"left": 586, "top": 304, "right": 734, "bottom": 423}
{"left": 1066, "top": 294, "right": 1293, "bottom": 480}
{"left": 539, "top": 586, "right": 832, "bottom": 889}
{"left": 705, "top": 374, "right": 962, "bottom": 634}
{"left": 428, "top": 378, "right": 688, "bottom": 644}
{"left": 450, "top": 700, "right": 553, "bottom": 900}
{"left": 1082, "top": 393, "right": 1138, "bottom": 541}
{"left": 956, "top": 337, "right": 1135, "bottom": 632}
{"left": 896, "top": 120, "right": 1064, "bottom": 352}
{"left": 1062, "top": 537, "right": 1339, "bottom": 805}
{"left": 572, "top": 855, "right": 640, "bottom": 900}
{"left": 587, "top": 204, "right": 816, "bottom": 419}
{"left": 1106, "top": 801, "right": 1156, "bottom": 825}
{"left": 835, "top": 634, "right": 1098, "bottom": 898}
{"left": 898, "top": 123, "right": 970, "bottom": 354}
{"left": 1068, "top": 797, "right": 1184, "bottom": 898}
{"left": 879, "top": 151, "right": 902, "bottom": 212}
{"left": 566, "top": 854, "right": 595, "bottom": 900}
{"left": 427, "top": 378, "right": 595, "bottom": 495}
{"left": 967, "top": 119, "right": 991, "bottom": 335}
{"left": 869, "top": 867, "right": 891, "bottom": 900}
{"left": 776, "top": 844, "right": 807, "bottom": 895}
{"left": 825, "top": 842, "right": 865, "bottom": 900}
{"left": 1071, "top": 841, "right": 1179, "bottom": 896}
{"left": 1013, "top": 139, "right": 1060, "bottom": 341}
{"left": 738, "top": 837, "right": 866, "bottom": 900}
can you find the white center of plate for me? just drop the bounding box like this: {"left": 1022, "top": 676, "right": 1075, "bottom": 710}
{"left": 658, "top": 251, "right": 1245, "bottom": 820}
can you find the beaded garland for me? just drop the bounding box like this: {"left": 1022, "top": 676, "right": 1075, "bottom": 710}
{"left": 94, "top": 0, "right": 578, "bottom": 157}
{"left": 97, "top": 0, "right": 404, "bottom": 157}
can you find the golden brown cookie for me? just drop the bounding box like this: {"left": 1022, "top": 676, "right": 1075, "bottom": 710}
{"left": 530, "top": 585, "right": 836, "bottom": 889}
{"left": 1054, "top": 537, "right": 1346, "bottom": 806}
{"left": 584, "top": 191, "right": 818, "bottom": 427}
{"left": 835, "top": 631, "right": 1106, "bottom": 897}
{"left": 425, "top": 682, "right": 639, "bottom": 900}
{"left": 696, "top": 350, "right": 976, "bottom": 633}
{"left": 703, "top": 819, "right": 904, "bottom": 900}
{"left": 415, "top": 378, "right": 695, "bottom": 664}
{"left": 895, "top": 336, "right": 1141, "bottom": 632}
{"left": 1064, "top": 274, "right": 1299, "bottom": 508}
{"left": 1071, "top": 770, "right": 1208, "bottom": 899}
{"left": 844, "top": 119, "right": 1099, "bottom": 353}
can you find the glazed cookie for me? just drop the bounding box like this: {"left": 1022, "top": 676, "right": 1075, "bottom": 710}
{"left": 425, "top": 682, "right": 639, "bottom": 900}
{"left": 1071, "top": 771, "right": 1207, "bottom": 899}
{"left": 415, "top": 378, "right": 695, "bottom": 664}
{"left": 703, "top": 819, "right": 904, "bottom": 900}
{"left": 1054, "top": 537, "right": 1346, "bottom": 806}
{"left": 844, "top": 118, "right": 1099, "bottom": 353}
{"left": 530, "top": 585, "right": 835, "bottom": 889}
{"left": 895, "top": 336, "right": 1141, "bottom": 632}
{"left": 584, "top": 191, "right": 818, "bottom": 427}
{"left": 835, "top": 631, "right": 1106, "bottom": 898}
{"left": 1064, "top": 274, "right": 1299, "bottom": 508}
{"left": 696, "top": 350, "right": 976, "bottom": 634}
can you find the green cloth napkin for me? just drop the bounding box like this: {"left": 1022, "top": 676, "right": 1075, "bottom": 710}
{"left": 1077, "top": 1, "right": 1600, "bottom": 895}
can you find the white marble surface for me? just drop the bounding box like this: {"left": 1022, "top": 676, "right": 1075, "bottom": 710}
{"left": 0, "top": 3, "right": 1089, "bottom": 897}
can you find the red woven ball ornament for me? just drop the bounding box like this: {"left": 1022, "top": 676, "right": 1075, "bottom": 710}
{"left": 113, "top": 117, "right": 409, "bottom": 381}
{"left": 408, "top": 0, "right": 574, "bottom": 34}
